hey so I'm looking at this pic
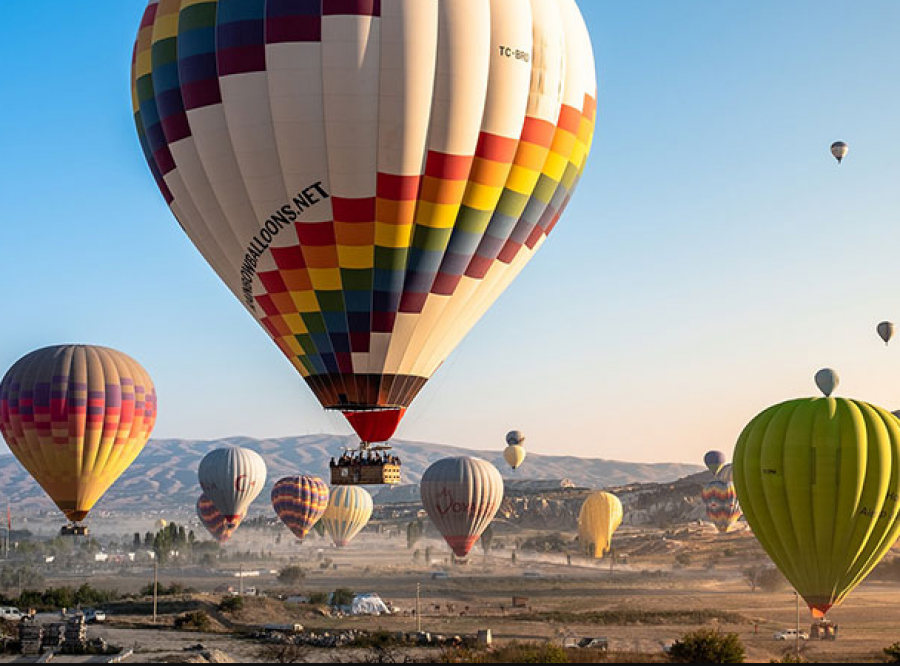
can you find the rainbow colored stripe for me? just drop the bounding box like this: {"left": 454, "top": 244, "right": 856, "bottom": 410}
{"left": 702, "top": 479, "right": 742, "bottom": 534}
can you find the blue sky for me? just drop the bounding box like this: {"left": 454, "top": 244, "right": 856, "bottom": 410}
{"left": 2, "top": 1, "right": 900, "bottom": 463}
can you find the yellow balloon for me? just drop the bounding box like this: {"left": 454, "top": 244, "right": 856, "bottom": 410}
{"left": 322, "top": 486, "right": 374, "bottom": 548}
{"left": 504, "top": 444, "right": 527, "bottom": 470}
{"left": 578, "top": 492, "right": 623, "bottom": 559}
{"left": 0, "top": 345, "right": 157, "bottom": 523}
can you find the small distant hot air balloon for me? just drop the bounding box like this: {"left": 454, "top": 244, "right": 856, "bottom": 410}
{"left": 703, "top": 451, "right": 727, "bottom": 476}
{"left": 196, "top": 494, "right": 242, "bottom": 543}
{"left": 878, "top": 321, "right": 895, "bottom": 346}
{"left": 504, "top": 431, "right": 527, "bottom": 471}
{"left": 701, "top": 479, "right": 742, "bottom": 534}
{"left": 831, "top": 141, "right": 849, "bottom": 164}
{"left": 272, "top": 476, "right": 330, "bottom": 542}
{"left": 154, "top": 519, "right": 168, "bottom": 531}
{"left": 198, "top": 448, "right": 267, "bottom": 528}
{"left": 578, "top": 492, "right": 622, "bottom": 559}
{"left": 420, "top": 457, "right": 504, "bottom": 558}
{"left": 734, "top": 391, "right": 900, "bottom": 618}
{"left": 0, "top": 345, "right": 158, "bottom": 533}
{"left": 322, "top": 486, "right": 373, "bottom": 548}
{"left": 814, "top": 368, "right": 839, "bottom": 397}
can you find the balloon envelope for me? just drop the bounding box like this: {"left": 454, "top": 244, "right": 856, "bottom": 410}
{"left": 703, "top": 451, "right": 727, "bottom": 476}
{"left": 0, "top": 345, "right": 157, "bottom": 523}
{"left": 131, "top": 0, "right": 597, "bottom": 444}
{"left": 506, "top": 431, "right": 526, "bottom": 447}
{"left": 272, "top": 476, "right": 330, "bottom": 542}
{"left": 322, "top": 486, "right": 374, "bottom": 548}
{"left": 197, "top": 494, "right": 242, "bottom": 543}
{"left": 420, "top": 457, "right": 504, "bottom": 558}
{"left": 878, "top": 321, "right": 895, "bottom": 346}
{"left": 198, "top": 448, "right": 267, "bottom": 525}
{"left": 701, "top": 479, "right": 742, "bottom": 534}
{"left": 504, "top": 444, "right": 527, "bottom": 470}
{"left": 734, "top": 397, "right": 900, "bottom": 617}
{"left": 814, "top": 368, "right": 839, "bottom": 397}
{"left": 831, "top": 141, "right": 848, "bottom": 163}
{"left": 578, "top": 492, "right": 622, "bottom": 559}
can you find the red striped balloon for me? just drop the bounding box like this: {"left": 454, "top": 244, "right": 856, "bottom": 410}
{"left": 196, "top": 493, "right": 242, "bottom": 542}
{"left": 272, "top": 476, "right": 330, "bottom": 541}
{"left": 420, "top": 457, "right": 504, "bottom": 558}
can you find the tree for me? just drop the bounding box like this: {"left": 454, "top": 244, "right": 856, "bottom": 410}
{"left": 133, "top": 533, "right": 141, "bottom": 550}
{"left": 668, "top": 629, "right": 745, "bottom": 664}
{"left": 884, "top": 642, "right": 900, "bottom": 663}
{"left": 331, "top": 588, "right": 355, "bottom": 609}
{"left": 406, "top": 520, "right": 424, "bottom": 550}
{"left": 745, "top": 567, "right": 788, "bottom": 593}
{"left": 278, "top": 566, "right": 306, "bottom": 586}
{"left": 480, "top": 526, "right": 495, "bottom": 556}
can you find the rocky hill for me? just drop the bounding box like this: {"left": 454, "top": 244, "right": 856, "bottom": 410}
{"left": 0, "top": 435, "right": 701, "bottom": 519}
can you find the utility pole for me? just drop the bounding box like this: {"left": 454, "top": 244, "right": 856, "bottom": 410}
{"left": 795, "top": 591, "right": 800, "bottom": 658}
{"left": 416, "top": 582, "right": 421, "bottom": 634}
{"left": 239, "top": 563, "right": 244, "bottom": 597}
{"left": 152, "top": 559, "right": 158, "bottom": 625}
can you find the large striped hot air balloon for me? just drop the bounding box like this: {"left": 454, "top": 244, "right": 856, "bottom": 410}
{"left": 0, "top": 345, "right": 157, "bottom": 527}
{"left": 701, "top": 479, "right": 742, "bottom": 534}
{"left": 322, "top": 486, "right": 374, "bottom": 548}
{"left": 578, "top": 491, "right": 622, "bottom": 559}
{"left": 420, "top": 457, "right": 504, "bottom": 558}
{"left": 198, "top": 447, "right": 267, "bottom": 526}
{"left": 196, "top": 494, "right": 243, "bottom": 542}
{"left": 272, "top": 476, "right": 330, "bottom": 541}
{"left": 734, "top": 390, "right": 900, "bottom": 618}
{"left": 131, "top": 0, "right": 597, "bottom": 447}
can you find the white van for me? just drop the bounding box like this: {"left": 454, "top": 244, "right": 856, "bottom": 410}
{"left": 0, "top": 608, "right": 23, "bottom": 621}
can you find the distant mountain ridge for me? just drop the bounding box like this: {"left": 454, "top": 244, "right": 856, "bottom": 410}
{"left": 0, "top": 435, "right": 702, "bottom": 517}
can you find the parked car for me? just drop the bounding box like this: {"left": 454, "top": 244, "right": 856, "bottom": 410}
{"left": 83, "top": 609, "right": 107, "bottom": 624}
{"left": 774, "top": 629, "right": 808, "bottom": 642}
{"left": 431, "top": 572, "right": 450, "bottom": 580}
{"left": 0, "top": 607, "right": 23, "bottom": 621}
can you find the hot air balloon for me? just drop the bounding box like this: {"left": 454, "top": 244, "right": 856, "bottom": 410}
{"left": 878, "top": 321, "right": 895, "bottom": 346}
{"left": 504, "top": 445, "right": 527, "bottom": 471}
{"left": 420, "top": 457, "right": 504, "bottom": 558}
{"left": 198, "top": 448, "right": 267, "bottom": 527}
{"left": 131, "top": 0, "right": 597, "bottom": 457}
{"left": 578, "top": 491, "right": 622, "bottom": 559}
{"left": 703, "top": 451, "right": 727, "bottom": 476}
{"left": 196, "top": 494, "right": 242, "bottom": 543}
{"left": 154, "top": 519, "right": 169, "bottom": 531}
{"left": 272, "top": 476, "right": 330, "bottom": 541}
{"left": 814, "top": 368, "right": 839, "bottom": 397}
{"left": 831, "top": 141, "right": 848, "bottom": 164}
{"left": 0, "top": 345, "right": 158, "bottom": 535}
{"left": 733, "top": 386, "right": 900, "bottom": 618}
{"left": 322, "top": 486, "right": 374, "bottom": 548}
{"left": 701, "top": 479, "right": 742, "bottom": 534}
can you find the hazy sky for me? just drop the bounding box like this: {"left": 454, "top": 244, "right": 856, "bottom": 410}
{"left": 2, "top": 1, "right": 900, "bottom": 464}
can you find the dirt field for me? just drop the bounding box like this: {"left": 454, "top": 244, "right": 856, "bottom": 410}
{"left": 8, "top": 525, "right": 900, "bottom": 663}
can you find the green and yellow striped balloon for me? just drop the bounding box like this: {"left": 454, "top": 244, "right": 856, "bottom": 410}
{"left": 733, "top": 397, "right": 900, "bottom": 618}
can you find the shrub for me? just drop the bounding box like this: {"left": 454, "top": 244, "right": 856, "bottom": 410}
{"left": 668, "top": 629, "right": 745, "bottom": 664}
{"left": 674, "top": 553, "right": 693, "bottom": 567}
{"left": 330, "top": 588, "right": 355, "bottom": 608}
{"left": 218, "top": 596, "right": 244, "bottom": 613}
{"left": 307, "top": 592, "right": 329, "bottom": 605}
{"left": 174, "top": 610, "right": 212, "bottom": 632}
{"left": 444, "top": 643, "right": 569, "bottom": 663}
{"left": 277, "top": 566, "right": 306, "bottom": 586}
{"left": 885, "top": 643, "right": 900, "bottom": 663}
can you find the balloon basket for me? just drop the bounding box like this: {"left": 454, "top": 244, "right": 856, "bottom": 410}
{"left": 60, "top": 524, "right": 89, "bottom": 537}
{"left": 330, "top": 443, "right": 401, "bottom": 486}
{"left": 810, "top": 619, "right": 838, "bottom": 641}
